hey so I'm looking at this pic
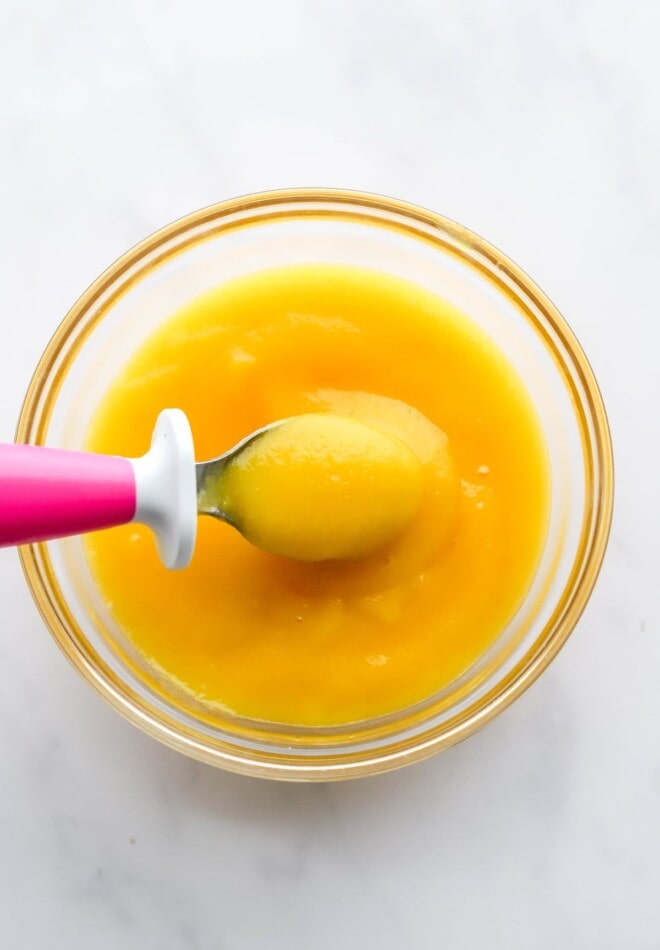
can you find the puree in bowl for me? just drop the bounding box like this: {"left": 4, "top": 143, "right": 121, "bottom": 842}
{"left": 84, "top": 264, "right": 550, "bottom": 726}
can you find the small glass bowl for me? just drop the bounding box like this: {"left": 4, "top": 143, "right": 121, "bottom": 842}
{"left": 17, "top": 190, "right": 613, "bottom": 781}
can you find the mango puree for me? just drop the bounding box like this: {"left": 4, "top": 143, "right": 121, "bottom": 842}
{"left": 84, "top": 264, "right": 550, "bottom": 726}
{"left": 216, "top": 413, "right": 427, "bottom": 561}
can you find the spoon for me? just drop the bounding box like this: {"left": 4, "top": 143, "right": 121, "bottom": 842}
{"left": 0, "top": 409, "right": 422, "bottom": 568}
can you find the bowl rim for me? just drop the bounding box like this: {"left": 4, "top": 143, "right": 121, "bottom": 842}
{"left": 16, "top": 188, "right": 614, "bottom": 781}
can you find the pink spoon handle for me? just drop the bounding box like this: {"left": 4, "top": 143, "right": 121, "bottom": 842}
{"left": 0, "top": 443, "right": 136, "bottom": 547}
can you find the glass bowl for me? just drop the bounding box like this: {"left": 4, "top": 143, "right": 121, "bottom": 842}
{"left": 17, "top": 190, "right": 613, "bottom": 781}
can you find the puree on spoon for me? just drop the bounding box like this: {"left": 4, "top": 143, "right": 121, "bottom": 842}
{"left": 214, "top": 413, "right": 426, "bottom": 562}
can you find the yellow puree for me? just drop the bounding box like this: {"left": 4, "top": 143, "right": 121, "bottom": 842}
{"left": 84, "top": 264, "right": 550, "bottom": 726}
{"left": 217, "top": 414, "right": 426, "bottom": 561}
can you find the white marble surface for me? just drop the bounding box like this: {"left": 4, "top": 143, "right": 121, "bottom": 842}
{"left": 0, "top": 1, "right": 658, "bottom": 946}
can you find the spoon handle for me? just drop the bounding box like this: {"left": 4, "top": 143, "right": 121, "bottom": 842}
{"left": 0, "top": 443, "right": 136, "bottom": 547}
{"left": 0, "top": 410, "right": 197, "bottom": 570}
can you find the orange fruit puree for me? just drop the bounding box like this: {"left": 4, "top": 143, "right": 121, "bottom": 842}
{"left": 215, "top": 413, "right": 427, "bottom": 561}
{"left": 84, "top": 264, "right": 550, "bottom": 726}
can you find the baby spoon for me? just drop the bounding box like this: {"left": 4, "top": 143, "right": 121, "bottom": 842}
{"left": 0, "top": 409, "right": 423, "bottom": 569}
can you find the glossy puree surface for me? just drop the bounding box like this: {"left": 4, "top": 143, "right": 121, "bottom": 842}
{"left": 84, "top": 264, "right": 550, "bottom": 726}
{"left": 216, "top": 413, "right": 425, "bottom": 561}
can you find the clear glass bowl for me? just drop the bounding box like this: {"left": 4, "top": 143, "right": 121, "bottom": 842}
{"left": 17, "top": 190, "right": 613, "bottom": 780}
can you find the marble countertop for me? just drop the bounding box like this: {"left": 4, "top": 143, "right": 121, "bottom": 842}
{"left": 1, "top": 2, "right": 658, "bottom": 947}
